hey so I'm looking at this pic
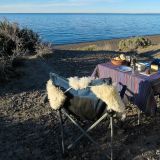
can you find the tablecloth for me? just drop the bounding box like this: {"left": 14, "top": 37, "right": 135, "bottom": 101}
{"left": 91, "top": 62, "right": 160, "bottom": 116}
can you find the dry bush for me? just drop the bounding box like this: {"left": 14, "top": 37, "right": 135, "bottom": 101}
{"left": 35, "top": 42, "right": 53, "bottom": 57}
{"left": 0, "top": 20, "right": 40, "bottom": 57}
{"left": 118, "top": 37, "right": 151, "bottom": 51}
{"left": 18, "top": 28, "right": 40, "bottom": 54}
{"left": 0, "top": 19, "right": 53, "bottom": 82}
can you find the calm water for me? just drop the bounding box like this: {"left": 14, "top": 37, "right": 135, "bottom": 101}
{"left": 0, "top": 13, "right": 160, "bottom": 45}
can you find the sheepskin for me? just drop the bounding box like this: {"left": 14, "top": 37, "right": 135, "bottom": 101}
{"left": 46, "top": 80, "right": 66, "bottom": 110}
{"left": 91, "top": 84, "right": 125, "bottom": 113}
{"left": 68, "top": 76, "right": 92, "bottom": 90}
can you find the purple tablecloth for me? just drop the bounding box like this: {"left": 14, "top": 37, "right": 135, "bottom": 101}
{"left": 91, "top": 62, "right": 160, "bottom": 116}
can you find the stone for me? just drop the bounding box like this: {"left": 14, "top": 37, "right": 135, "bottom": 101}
{"left": 41, "top": 94, "right": 48, "bottom": 104}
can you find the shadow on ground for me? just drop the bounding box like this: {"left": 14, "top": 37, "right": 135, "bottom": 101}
{"left": 0, "top": 106, "right": 160, "bottom": 160}
{"left": 1, "top": 48, "right": 159, "bottom": 95}
{"left": 139, "top": 49, "right": 160, "bottom": 58}
{"left": 0, "top": 49, "right": 122, "bottom": 95}
{"left": 0, "top": 48, "right": 160, "bottom": 159}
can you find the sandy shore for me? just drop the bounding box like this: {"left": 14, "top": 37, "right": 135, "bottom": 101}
{"left": 55, "top": 34, "right": 160, "bottom": 51}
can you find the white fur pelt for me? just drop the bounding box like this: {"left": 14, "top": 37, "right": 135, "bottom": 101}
{"left": 91, "top": 84, "right": 125, "bottom": 113}
{"left": 46, "top": 80, "right": 66, "bottom": 110}
{"left": 68, "top": 77, "right": 92, "bottom": 90}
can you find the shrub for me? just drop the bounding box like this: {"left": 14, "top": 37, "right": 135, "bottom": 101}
{"left": 0, "top": 21, "right": 17, "bottom": 56}
{"left": 118, "top": 37, "right": 151, "bottom": 51}
{"left": 35, "top": 42, "right": 53, "bottom": 57}
{"left": 0, "top": 19, "right": 53, "bottom": 82}
{"left": 18, "top": 28, "right": 40, "bottom": 54}
{"left": 0, "top": 20, "right": 40, "bottom": 57}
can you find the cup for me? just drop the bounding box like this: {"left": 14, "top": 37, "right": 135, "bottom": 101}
{"left": 136, "top": 63, "right": 146, "bottom": 72}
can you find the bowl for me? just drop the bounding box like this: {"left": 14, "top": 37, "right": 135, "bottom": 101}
{"left": 111, "top": 59, "right": 126, "bottom": 66}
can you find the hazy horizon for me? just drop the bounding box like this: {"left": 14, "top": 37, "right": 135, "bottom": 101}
{"left": 0, "top": 0, "right": 160, "bottom": 14}
{"left": 1, "top": 12, "right": 160, "bottom": 14}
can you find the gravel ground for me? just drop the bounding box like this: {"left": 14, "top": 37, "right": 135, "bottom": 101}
{"left": 0, "top": 49, "right": 160, "bottom": 160}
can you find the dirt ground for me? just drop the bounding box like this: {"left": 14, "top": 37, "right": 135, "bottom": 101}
{"left": 0, "top": 44, "right": 160, "bottom": 160}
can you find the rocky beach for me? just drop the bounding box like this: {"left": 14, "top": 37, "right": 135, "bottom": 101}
{"left": 1, "top": 35, "right": 160, "bottom": 160}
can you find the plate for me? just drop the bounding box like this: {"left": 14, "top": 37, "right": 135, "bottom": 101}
{"left": 140, "top": 71, "right": 158, "bottom": 76}
{"left": 138, "top": 62, "right": 150, "bottom": 67}
{"left": 117, "top": 66, "right": 132, "bottom": 72}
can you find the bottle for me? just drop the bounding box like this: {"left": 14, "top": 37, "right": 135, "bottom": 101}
{"left": 145, "top": 68, "right": 151, "bottom": 75}
{"left": 131, "top": 56, "right": 137, "bottom": 74}
{"left": 132, "top": 56, "right": 137, "bottom": 66}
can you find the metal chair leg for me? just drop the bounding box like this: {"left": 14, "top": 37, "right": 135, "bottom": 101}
{"left": 58, "top": 110, "right": 65, "bottom": 155}
{"left": 67, "top": 112, "right": 108, "bottom": 149}
{"left": 62, "top": 109, "right": 110, "bottom": 159}
{"left": 62, "top": 109, "right": 99, "bottom": 146}
{"left": 137, "top": 109, "right": 141, "bottom": 125}
{"left": 110, "top": 116, "right": 113, "bottom": 160}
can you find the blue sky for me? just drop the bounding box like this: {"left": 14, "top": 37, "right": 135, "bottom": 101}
{"left": 0, "top": 0, "right": 160, "bottom": 13}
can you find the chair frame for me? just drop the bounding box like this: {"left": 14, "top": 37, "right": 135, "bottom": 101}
{"left": 58, "top": 107, "right": 114, "bottom": 160}
{"left": 48, "top": 72, "right": 124, "bottom": 159}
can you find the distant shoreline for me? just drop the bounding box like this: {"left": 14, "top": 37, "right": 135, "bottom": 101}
{"left": 55, "top": 34, "right": 160, "bottom": 51}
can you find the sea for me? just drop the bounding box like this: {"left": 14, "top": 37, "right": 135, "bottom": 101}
{"left": 0, "top": 13, "right": 160, "bottom": 45}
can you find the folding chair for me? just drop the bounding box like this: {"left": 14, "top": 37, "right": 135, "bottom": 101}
{"left": 47, "top": 73, "right": 125, "bottom": 160}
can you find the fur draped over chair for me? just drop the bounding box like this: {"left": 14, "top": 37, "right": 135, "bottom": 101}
{"left": 47, "top": 80, "right": 66, "bottom": 110}
{"left": 91, "top": 84, "right": 125, "bottom": 113}
{"left": 46, "top": 77, "right": 125, "bottom": 113}
{"left": 68, "top": 76, "right": 92, "bottom": 90}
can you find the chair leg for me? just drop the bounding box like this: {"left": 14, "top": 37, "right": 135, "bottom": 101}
{"left": 62, "top": 109, "right": 110, "bottom": 159}
{"left": 110, "top": 116, "right": 113, "bottom": 160}
{"left": 137, "top": 109, "right": 141, "bottom": 125}
{"left": 67, "top": 112, "right": 108, "bottom": 149}
{"left": 58, "top": 110, "right": 65, "bottom": 155}
{"left": 62, "top": 109, "right": 99, "bottom": 146}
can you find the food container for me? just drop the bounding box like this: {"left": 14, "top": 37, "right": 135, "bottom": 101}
{"left": 111, "top": 59, "right": 126, "bottom": 66}
{"left": 151, "top": 64, "right": 158, "bottom": 71}
{"left": 136, "top": 63, "right": 146, "bottom": 72}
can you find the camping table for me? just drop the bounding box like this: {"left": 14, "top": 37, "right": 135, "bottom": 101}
{"left": 91, "top": 62, "right": 160, "bottom": 116}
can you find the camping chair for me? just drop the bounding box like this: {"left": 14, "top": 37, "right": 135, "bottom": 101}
{"left": 47, "top": 73, "right": 125, "bottom": 160}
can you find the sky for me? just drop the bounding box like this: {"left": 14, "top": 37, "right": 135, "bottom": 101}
{"left": 0, "top": 0, "right": 160, "bottom": 13}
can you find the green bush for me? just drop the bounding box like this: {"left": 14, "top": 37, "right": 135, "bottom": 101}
{"left": 118, "top": 37, "right": 151, "bottom": 51}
